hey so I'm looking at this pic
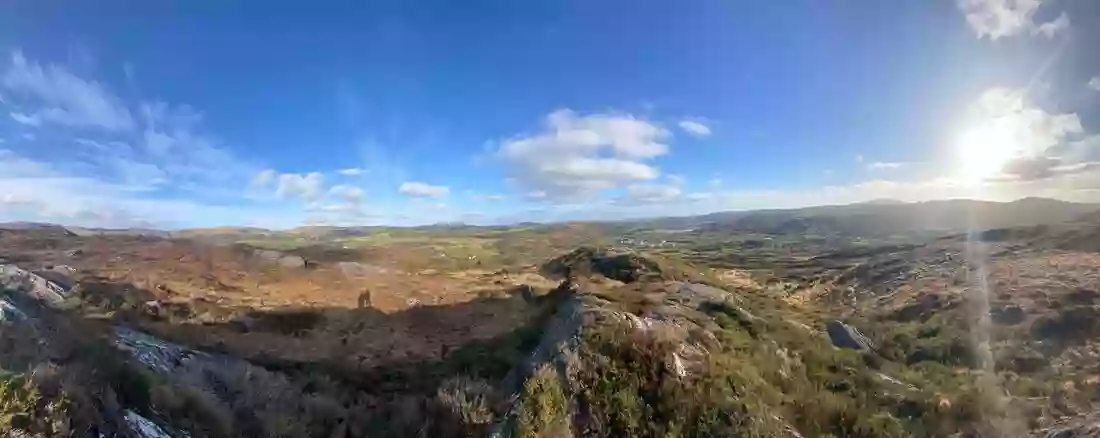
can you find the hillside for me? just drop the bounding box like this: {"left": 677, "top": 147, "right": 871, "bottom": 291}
{"left": 5, "top": 208, "right": 1100, "bottom": 436}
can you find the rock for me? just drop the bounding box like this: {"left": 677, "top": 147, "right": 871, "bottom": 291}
{"left": 113, "top": 327, "right": 202, "bottom": 374}
{"left": 278, "top": 255, "right": 306, "bottom": 269}
{"left": 0, "top": 264, "right": 70, "bottom": 305}
{"left": 0, "top": 296, "right": 27, "bottom": 322}
{"left": 826, "top": 320, "right": 875, "bottom": 351}
{"left": 143, "top": 300, "right": 165, "bottom": 319}
{"left": 678, "top": 282, "right": 741, "bottom": 304}
{"left": 123, "top": 410, "right": 174, "bottom": 438}
{"left": 65, "top": 249, "right": 83, "bottom": 257}
{"left": 254, "top": 249, "right": 282, "bottom": 261}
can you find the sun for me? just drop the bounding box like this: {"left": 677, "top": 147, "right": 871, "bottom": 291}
{"left": 956, "top": 117, "right": 1020, "bottom": 183}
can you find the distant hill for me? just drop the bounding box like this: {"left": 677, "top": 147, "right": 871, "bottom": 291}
{"left": 66, "top": 227, "right": 171, "bottom": 238}
{"left": 632, "top": 197, "right": 1100, "bottom": 238}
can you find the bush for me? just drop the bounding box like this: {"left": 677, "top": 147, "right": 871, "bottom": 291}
{"left": 0, "top": 371, "right": 71, "bottom": 436}
{"left": 515, "top": 365, "right": 568, "bottom": 438}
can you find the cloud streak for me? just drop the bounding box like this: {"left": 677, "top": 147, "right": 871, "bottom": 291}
{"left": 399, "top": 181, "right": 450, "bottom": 198}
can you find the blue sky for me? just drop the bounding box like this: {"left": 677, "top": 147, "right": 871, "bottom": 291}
{"left": 1, "top": 1, "right": 1098, "bottom": 228}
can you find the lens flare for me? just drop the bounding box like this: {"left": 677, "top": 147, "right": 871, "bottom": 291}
{"left": 956, "top": 118, "right": 1020, "bottom": 183}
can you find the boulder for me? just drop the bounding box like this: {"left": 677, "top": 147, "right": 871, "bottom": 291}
{"left": 0, "top": 264, "right": 69, "bottom": 305}
{"left": 826, "top": 320, "right": 875, "bottom": 351}
{"left": 278, "top": 255, "right": 306, "bottom": 269}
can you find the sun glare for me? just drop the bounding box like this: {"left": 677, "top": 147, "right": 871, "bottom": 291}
{"left": 956, "top": 118, "right": 1019, "bottom": 183}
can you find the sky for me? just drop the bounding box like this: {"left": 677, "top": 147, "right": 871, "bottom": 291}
{"left": 0, "top": 0, "right": 1099, "bottom": 229}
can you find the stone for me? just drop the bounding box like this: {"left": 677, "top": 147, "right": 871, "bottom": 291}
{"left": 826, "top": 320, "right": 875, "bottom": 351}
{"left": 278, "top": 255, "right": 306, "bottom": 269}
{"left": 0, "top": 264, "right": 69, "bottom": 305}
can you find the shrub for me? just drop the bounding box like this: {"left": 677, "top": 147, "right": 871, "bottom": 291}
{"left": 516, "top": 365, "right": 568, "bottom": 438}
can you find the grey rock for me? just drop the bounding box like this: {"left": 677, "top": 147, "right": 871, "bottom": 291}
{"left": 826, "top": 320, "right": 875, "bottom": 351}
{"left": 277, "top": 255, "right": 306, "bottom": 269}
{"left": 113, "top": 327, "right": 204, "bottom": 374}
{"left": 123, "top": 410, "right": 175, "bottom": 438}
{"left": 0, "top": 296, "right": 26, "bottom": 322}
{"left": 254, "top": 249, "right": 283, "bottom": 261}
{"left": 0, "top": 264, "right": 70, "bottom": 305}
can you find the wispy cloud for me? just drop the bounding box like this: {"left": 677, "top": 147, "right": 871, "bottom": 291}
{"left": 337, "top": 167, "right": 364, "bottom": 176}
{"left": 399, "top": 181, "right": 450, "bottom": 198}
{"left": 615, "top": 183, "right": 682, "bottom": 205}
{"left": 9, "top": 111, "right": 41, "bottom": 126}
{"left": 678, "top": 120, "right": 711, "bottom": 137}
{"left": 1089, "top": 77, "right": 1100, "bottom": 91}
{"left": 867, "top": 161, "right": 905, "bottom": 170}
{"left": 2, "top": 50, "right": 134, "bottom": 131}
{"left": 329, "top": 184, "right": 365, "bottom": 203}
{"left": 0, "top": 50, "right": 270, "bottom": 227}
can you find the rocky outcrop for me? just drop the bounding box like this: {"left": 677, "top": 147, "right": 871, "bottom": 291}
{"left": 0, "top": 264, "right": 71, "bottom": 305}
{"left": 541, "top": 247, "right": 683, "bottom": 283}
{"left": 123, "top": 410, "right": 174, "bottom": 438}
{"left": 826, "top": 320, "right": 875, "bottom": 351}
{"left": 253, "top": 249, "right": 307, "bottom": 269}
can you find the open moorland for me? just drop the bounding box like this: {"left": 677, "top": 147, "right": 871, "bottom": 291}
{"left": 5, "top": 198, "right": 1100, "bottom": 437}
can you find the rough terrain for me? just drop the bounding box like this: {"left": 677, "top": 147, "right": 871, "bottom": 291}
{"left": 4, "top": 199, "right": 1100, "bottom": 436}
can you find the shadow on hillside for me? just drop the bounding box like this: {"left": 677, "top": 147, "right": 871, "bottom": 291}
{"left": 50, "top": 276, "right": 572, "bottom": 437}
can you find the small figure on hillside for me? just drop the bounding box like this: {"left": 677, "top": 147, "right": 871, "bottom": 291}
{"left": 358, "top": 289, "right": 373, "bottom": 309}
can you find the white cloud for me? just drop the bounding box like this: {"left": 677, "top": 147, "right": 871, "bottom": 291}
{"left": 968, "top": 87, "right": 1082, "bottom": 159}
{"left": 855, "top": 154, "right": 864, "bottom": 163}
{"left": 399, "top": 181, "right": 450, "bottom": 198}
{"left": 251, "top": 169, "right": 277, "bottom": 188}
{"left": 498, "top": 109, "right": 669, "bottom": 199}
{"left": 0, "top": 149, "right": 279, "bottom": 228}
{"left": 337, "top": 167, "right": 364, "bottom": 176}
{"left": 617, "top": 183, "right": 682, "bottom": 204}
{"left": 709, "top": 177, "right": 723, "bottom": 187}
{"left": 1089, "top": 77, "right": 1100, "bottom": 91}
{"left": 2, "top": 50, "right": 134, "bottom": 131}
{"left": 678, "top": 120, "right": 711, "bottom": 137}
{"left": 957, "top": 0, "right": 1068, "bottom": 40}
{"left": 469, "top": 192, "right": 508, "bottom": 201}
{"left": 867, "top": 161, "right": 905, "bottom": 170}
{"left": 667, "top": 174, "right": 686, "bottom": 185}
{"left": 328, "top": 184, "right": 365, "bottom": 203}
{"left": 9, "top": 111, "right": 40, "bottom": 126}
{"left": 1033, "top": 12, "right": 1069, "bottom": 37}
{"left": 276, "top": 172, "right": 325, "bottom": 201}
